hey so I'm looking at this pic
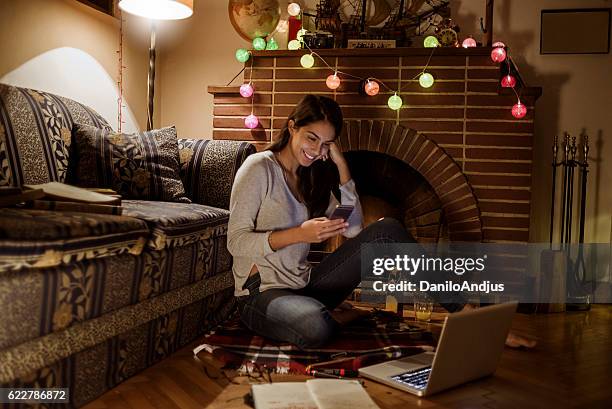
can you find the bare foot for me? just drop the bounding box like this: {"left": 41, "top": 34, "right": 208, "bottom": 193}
{"left": 505, "top": 331, "right": 537, "bottom": 348}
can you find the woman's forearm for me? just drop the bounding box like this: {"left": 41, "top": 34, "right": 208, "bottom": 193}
{"left": 268, "top": 226, "right": 304, "bottom": 251}
{"left": 337, "top": 162, "right": 351, "bottom": 186}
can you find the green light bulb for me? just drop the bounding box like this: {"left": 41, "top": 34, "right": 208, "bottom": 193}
{"left": 419, "top": 72, "right": 435, "bottom": 88}
{"left": 423, "top": 36, "right": 440, "bottom": 48}
{"left": 266, "top": 38, "right": 279, "bottom": 50}
{"left": 252, "top": 37, "right": 266, "bottom": 50}
{"left": 288, "top": 39, "right": 301, "bottom": 50}
{"left": 235, "top": 48, "right": 250, "bottom": 63}
{"left": 388, "top": 93, "right": 403, "bottom": 110}
{"left": 300, "top": 54, "right": 315, "bottom": 68}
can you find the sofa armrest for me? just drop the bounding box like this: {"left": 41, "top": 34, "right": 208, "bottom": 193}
{"left": 178, "top": 139, "right": 256, "bottom": 209}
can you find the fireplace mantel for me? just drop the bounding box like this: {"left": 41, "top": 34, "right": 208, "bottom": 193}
{"left": 208, "top": 47, "right": 541, "bottom": 243}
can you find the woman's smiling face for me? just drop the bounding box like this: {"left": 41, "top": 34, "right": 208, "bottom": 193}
{"left": 288, "top": 119, "right": 336, "bottom": 167}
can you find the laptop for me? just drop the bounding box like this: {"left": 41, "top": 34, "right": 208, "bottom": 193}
{"left": 359, "top": 302, "right": 517, "bottom": 396}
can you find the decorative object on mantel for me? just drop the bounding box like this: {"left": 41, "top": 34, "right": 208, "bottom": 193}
{"left": 118, "top": 0, "right": 193, "bottom": 131}
{"left": 228, "top": 0, "right": 281, "bottom": 41}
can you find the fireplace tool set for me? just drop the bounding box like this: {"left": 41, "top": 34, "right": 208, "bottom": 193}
{"left": 549, "top": 132, "right": 591, "bottom": 310}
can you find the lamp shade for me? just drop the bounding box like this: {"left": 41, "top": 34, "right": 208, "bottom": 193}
{"left": 118, "top": 0, "right": 193, "bottom": 20}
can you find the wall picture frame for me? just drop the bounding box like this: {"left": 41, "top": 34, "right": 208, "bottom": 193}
{"left": 540, "top": 8, "right": 611, "bottom": 54}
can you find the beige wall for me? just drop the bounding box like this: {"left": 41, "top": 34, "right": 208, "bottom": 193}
{"left": 0, "top": 0, "right": 150, "bottom": 131}
{"left": 157, "top": 0, "right": 246, "bottom": 138}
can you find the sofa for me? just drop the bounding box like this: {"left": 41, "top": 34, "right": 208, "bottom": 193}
{"left": 0, "top": 83, "right": 255, "bottom": 407}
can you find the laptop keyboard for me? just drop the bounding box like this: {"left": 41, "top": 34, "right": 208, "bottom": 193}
{"left": 390, "top": 367, "right": 432, "bottom": 390}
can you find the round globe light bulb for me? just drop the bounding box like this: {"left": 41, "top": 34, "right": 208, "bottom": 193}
{"left": 462, "top": 37, "right": 477, "bottom": 48}
{"left": 512, "top": 102, "right": 527, "bottom": 119}
{"left": 492, "top": 41, "right": 506, "bottom": 48}
{"left": 419, "top": 72, "right": 435, "bottom": 88}
{"left": 364, "top": 80, "right": 380, "bottom": 96}
{"left": 266, "top": 38, "right": 279, "bottom": 50}
{"left": 388, "top": 94, "right": 403, "bottom": 110}
{"left": 288, "top": 39, "right": 301, "bottom": 50}
{"left": 326, "top": 73, "right": 341, "bottom": 90}
{"left": 424, "top": 36, "right": 440, "bottom": 48}
{"left": 491, "top": 47, "right": 506, "bottom": 63}
{"left": 245, "top": 114, "right": 259, "bottom": 129}
{"left": 252, "top": 37, "right": 266, "bottom": 51}
{"left": 287, "top": 2, "right": 301, "bottom": 17}
{"left": 297, "top": 28, "right": 307, "bottom": 41}
{"left": 300, "top": 53, "right": 315, "bottom": 68}
{"left": 235, "top": 48, "right": 250, "bottom": 63}
{"left": 239, "top": 83, "right": 254, "bottom": 98}
{"left": 501, "top": 74, "right": 516, "bottom": 88}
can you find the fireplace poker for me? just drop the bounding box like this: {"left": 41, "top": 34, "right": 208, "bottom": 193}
{"left": 549, "top": 135, "right": 559, "bottom": 245}
{"left": 559, "top": 133, "right": 570, "bottom": 246}
{"left": 566, "top": 137, "right": 578, "bottom": 245}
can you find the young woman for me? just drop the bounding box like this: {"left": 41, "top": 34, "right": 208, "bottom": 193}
{"left": 227, "top": 95, "right": 534, "bottom": 350}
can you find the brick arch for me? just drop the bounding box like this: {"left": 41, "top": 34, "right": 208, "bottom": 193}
{"left": 337, "top": 120, "right": 483, "bottom": 242}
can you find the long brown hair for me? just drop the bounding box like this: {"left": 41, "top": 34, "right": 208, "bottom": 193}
{"left": 267, "top": 95, "right": 343, "bottom": 218}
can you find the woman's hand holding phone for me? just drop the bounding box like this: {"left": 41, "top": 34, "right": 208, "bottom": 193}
{"left": 300, "top": 217, "right": 348, "bottom": 243}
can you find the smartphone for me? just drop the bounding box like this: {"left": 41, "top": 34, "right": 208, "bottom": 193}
{"left": 330, "top": 204, "right": 354, "bottom": 221}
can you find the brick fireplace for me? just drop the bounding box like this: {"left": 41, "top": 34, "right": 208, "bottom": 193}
{"left": 208, "top": 48, "right": 541, "bottom": 243}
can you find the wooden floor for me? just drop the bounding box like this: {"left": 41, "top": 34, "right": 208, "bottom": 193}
{"left": 84, "top": 305, "right": 611, "bottom": 409}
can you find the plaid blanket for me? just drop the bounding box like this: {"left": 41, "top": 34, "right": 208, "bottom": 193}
{"left": 194, "top": 310, "right": 436, "bottom": 375}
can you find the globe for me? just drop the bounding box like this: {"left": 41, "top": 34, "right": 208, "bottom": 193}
{"left": 228, "top": 0, "right": 281, "bottom": 41}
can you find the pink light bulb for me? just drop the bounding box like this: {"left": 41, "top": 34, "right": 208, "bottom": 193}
{"left": 512, "top": 102, "right": 527, "bottom": 119}
{"left": 462, "top": 37, "right": 477, "bottom": 48}
{"left": 239, "top": 83, "right": 254, "bottom": 98}
{"left": 491, "top": 47, "right": 506, "bottom": 63}
{"left": 492, "top": 41, "right": 506, "bottom": 48}
{"left": 501, "top": 74, "right": 516, "bottom": 88}
{"left": 326, "top": 73, "right": 341, "bottom": 90}
{"left": 244, "top": 114, "right": 259, "bottom": 129}
{"left": 364, "top": 80, "right": 379, "bottom": 96}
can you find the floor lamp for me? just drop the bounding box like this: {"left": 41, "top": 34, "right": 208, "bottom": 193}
{"left": 118, "top": 0, "right": 193, "bottom": 131}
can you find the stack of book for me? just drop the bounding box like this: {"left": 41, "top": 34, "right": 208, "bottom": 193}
{"left": 0, "top": 182, "right": 123, "bottom": 215}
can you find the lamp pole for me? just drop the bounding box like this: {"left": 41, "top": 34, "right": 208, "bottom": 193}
{"left": 147, "top": 22, "right": 156, "bottom": 131}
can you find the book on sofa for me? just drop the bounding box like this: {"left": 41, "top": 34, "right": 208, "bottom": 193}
{"left": 24, "top": 182, "right": 121, "bottom": 205}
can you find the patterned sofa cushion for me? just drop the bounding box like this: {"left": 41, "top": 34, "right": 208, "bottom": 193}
{"left": 0, "top": 209, "right": 149, "bottom": 273}
{"left": 0, "top": 83, "right": 111, "bottom": 187}
{"left": 178, "top": 139, "right": 256, "bottom": 209}
{"left": 121, "top": 200, "right": 230, "bottom": 250}
{"left": 71, "top": 124, "right": 190, "bottom": 202}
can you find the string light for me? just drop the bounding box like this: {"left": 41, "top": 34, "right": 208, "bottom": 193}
{"left": 424, "top": 36, "right": 440, "bottom": 48}
{"left": 288, "top": 39, "right": 301, "bottom": 50}
{"left": 231, "top": 38, "right": 526, "bottom": 129}
{"left": 239, "top": 83, "right": 254, "bottom": 97}
{"left": 364, "top": 79, "right": 380, "bottom": 96}
{"left": 462, "top": 37, "right": 477, "bottom": 48}
{"left": 501, "top": 74, "right": 516, "bottom": 88}
{"left": 388, "top": 93, "right": 403, "bottom": 110}
{"left": 266, "top": 38, "right": 279, "bottom": 50}
{"left": 287, "top": 2, "right": 301, "bottom": 16}
{"left": 419, "top": 72, "right": 435, "bottom": 88}
{"left": 252, "top": 37, "right": 266, "bottom": 50}
{"left": 235, "top": 48, "right": 250, "bottom": 63}
{"left": 245, "top": 113, "right": 259, "bottom": 128}
{"left": 512, "top": 100, "right": 527, "bottom": 119}
{"left": 297, "top": 28, "right": 307, "bottom": 41}
{"left": 300, "top": 53, "right": 315, "bottom": 68}
{"left": 326, "top": 73, "right": 341, "bottom": 90}
{"left": 492, "top": 41, "right": 506, "bottom": 48}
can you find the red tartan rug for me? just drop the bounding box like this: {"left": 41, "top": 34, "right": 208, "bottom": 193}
{"left": 194, "top": 309, "right": 436, "bottom": 375}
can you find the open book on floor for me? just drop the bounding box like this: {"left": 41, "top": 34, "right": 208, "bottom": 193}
{"left": 251, "top": 379, "right": 380, "bottom": 409}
